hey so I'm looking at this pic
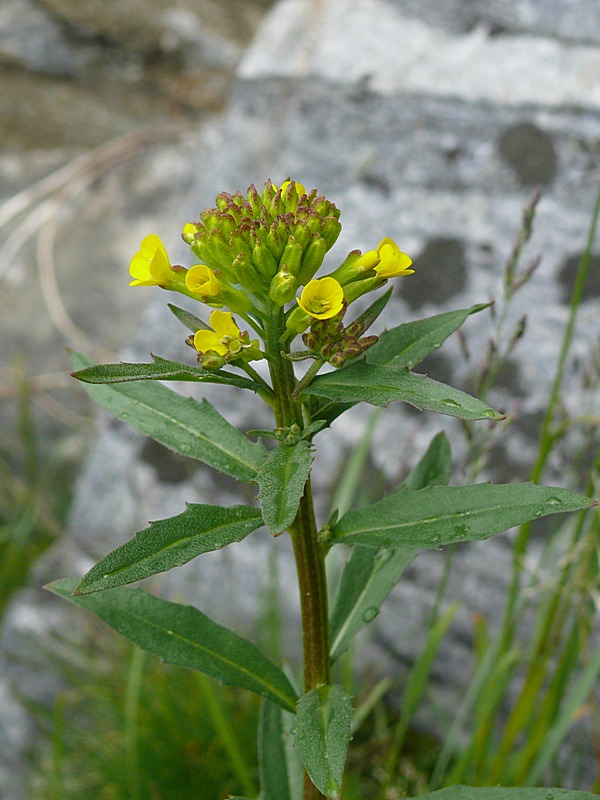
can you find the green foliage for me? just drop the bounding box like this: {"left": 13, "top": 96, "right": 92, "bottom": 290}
{"left": 259, "top": 700, "right": 292, "bottom": 800}
{"left": 294, "top": 685, "right": 353, "bottom": 799}
{"left": 329, "top": 433, "right": 453, "bottom": 662}
{"left": 415, "top": 790, "right": 600, "bottom": 800}
{"left": 48, "top": 579, "right": 298, "bottom": 712}
{"left": 303, "top": 362, "right": 503, "bottom": 420}
{"left": 72, "top": 354, "right": 262, "bottom": 391}
{"left": 256, "top": 440, "right": 313, "bottom": 535}
{"left": 330, "top": 483, "right": 595, "bottom": 549}
{"left": 44, "top": 181, "right": 600, "bottom": 800}
{"left": 367, "top": 303, "right": 491, "bottom": 369}
{"left": 69, "top": 351, "right": 266, "bottom": 481}
{"left": 74, "top": 504, "right": 264, "bottom": 594}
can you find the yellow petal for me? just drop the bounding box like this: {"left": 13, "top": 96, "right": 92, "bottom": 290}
{"left": 209, "top": 310, "right": 240, "bottom": 339}
{"left": 297, "top": 277, "right": 344, "bottom": 319}
{"left": 374, "top": 238, "right": 413, "bottom": 278}
{"left": 186, "top": 264, "right": 221, "bottom": 296}
{"left": 194, "top": 330, "right": 228, "bottom": 355}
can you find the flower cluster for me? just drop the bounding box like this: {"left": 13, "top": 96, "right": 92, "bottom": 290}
{"left": 128, "top": 180, "right": 413, "bottom": 371}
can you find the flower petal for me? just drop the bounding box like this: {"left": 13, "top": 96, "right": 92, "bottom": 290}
{"left": 193, "top": 330, "right": 228, "bottom": 355}
{"left": 186, "top": 264, "right": 221, "bottom": 296}
{"left": 297, "top": 277, "right": 344, "bottom": 319}
{"left": 209, "top": 310, "right": 241, "bottom": 339}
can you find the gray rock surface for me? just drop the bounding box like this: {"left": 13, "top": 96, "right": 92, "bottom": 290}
{"left": 2, "top": 0, "right": 600, "bottom": 795}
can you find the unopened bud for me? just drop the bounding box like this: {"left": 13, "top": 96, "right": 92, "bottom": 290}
{"left": 234, "top": 253, "right": 266, "bottom": 294}
{"left": 296, "top": 235, "right": 327, "bottom": 286}
{"left": 269, "top": 269, "right": 297, "bottom": 305}
{"left": 279, "top": 236, "right": 304, "bottom": 276}
{"left": 197, "top": 351, "right": 226, "bottom": 370}
{"left": 252, "top": 240, "right": 278, "bottom": 280}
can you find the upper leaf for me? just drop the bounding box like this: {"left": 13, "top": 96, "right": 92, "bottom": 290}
{"left": 330, "top": 483, "right": 596, "bottom": 549}
{"left": 367, "top": 303, "right": 490, "bottom": 369}
{"left": 72, "top": 354, "right": 260, "bottom": 392}
{"left": 294, "top": 685, "right": 353, "bottom": 800}
{"left": 74, "top": 504, "right": 264, "bottom": 594}
{"left": 255, "top": 441, "right": 314, "bottom": 535}
{"left": 307, "top": 304, "right": 489, "bottom": 427}
{"left": 302, "top": 361, "right": 503, "bottom": 421}
{"left": 69, "top": 351, "right": 266, "bottom": 482}
{"left": 48, "top": 579, "right": 298, "bottom": 712}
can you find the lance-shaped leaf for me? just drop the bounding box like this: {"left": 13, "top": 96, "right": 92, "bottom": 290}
{"left": 48, "top": 579, "right": 298, "bottom": 712}
{"left": 329, "top": 547, "right": 416, "bottom": 661}
{"left": 72, "top": 355, "right": 261, "bottom": 392}
{"left": 74, "top": 504, "right": 264, "bottom": 595}
{"left": 414, "top": 788, "right": 600, "bottom": 800}
{"left": 331, "top": 483, "right": 596, "bottom": 549}
{"left": 255, "top": 441, "right": 313, "bottom": 535}
{"left": 294, "top": 685, "right": 352, "bottom": 800}
{"left": 69, "top": 351, "right": 266, "bottom": 482}
{"left": 329, "top": 433, "right": 452, "bottom": 660}
{"left": 259, "top": 700, "right": 292, "bottom": 800}
{"left": 310, "top": 304, "right": 489, "bottom": 426}
{"left": 367, "top": 303, "right": 490, "bottom": 369}
{"left": 302, "top": 361, "right": 502, "bottom": 421}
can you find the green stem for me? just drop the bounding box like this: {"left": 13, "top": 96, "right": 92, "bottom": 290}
{"left": 264, "top": 301, "right": 330, "bottom": 800}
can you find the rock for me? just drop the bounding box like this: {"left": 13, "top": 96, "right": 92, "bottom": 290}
{"left": 2, "top": 0, "right": 600, "bottom": 794}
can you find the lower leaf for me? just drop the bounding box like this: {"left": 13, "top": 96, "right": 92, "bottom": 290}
{"left": 47, "top": 579, "right": 298, "bottom": 712}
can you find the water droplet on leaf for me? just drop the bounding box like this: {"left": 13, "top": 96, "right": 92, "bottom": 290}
{"left": 362, "top": 607, "right": 379, "bottom": 623}
{"left": 441, "top": 398, "right": 461, "bottom": 408}
{"left": 453, "top": 524, "right": 469, "bottom": 540}
{"left": 546, "top": 495, "right": 563, "bottom": 506}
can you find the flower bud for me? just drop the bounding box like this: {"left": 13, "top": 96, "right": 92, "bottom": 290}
{"left": 296, "top": 235, "right": 327, "bottom": 286}
{"left": 269, "top": 268, "right": 297, "bottom": 305}
{"left": 252, "top": 240, "right": 278, "bottom": 281}
{"left": 233, "top": 253, "right": 266, "bottom": 294}
{"left": 279, "top": 236, "right": 304, "bottom": 276}
{"left": 197, "top": 351, "right": 226, "bottom": 370}
{"left": 321, "top": 215, "right": 342, "bottom": 251}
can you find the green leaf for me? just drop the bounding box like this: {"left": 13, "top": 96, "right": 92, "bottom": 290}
{"left": 413, "top": 788, "right": 599, "bottom": 800}
{"left": 367, "top": 303, "right": 490, "bottom": 369}
{"left": 259, "top": 700, "right": 291, "bottom": 800}
{"left": 331, "top": 484, "right": 596, "bottom": 549}
{"left": 329, "top": 547, "right": 417, "bottom": 661}
{"left": 329, "top": 433, "right": 452, "bottom": 660}
{"left": 302, "top": 361, "right": 503, "bottom": 421}
{"left": 69, "top": 351, "right": 266, "bottom": 482}
{"left": 294, "top": 685, "right": 352, "bottom": 799}
{"left": 74, "top": 504, "right": 264, "bottom": 594}
{"left": 401, "top": 431, "right": 452, "bottom": 491}
{"left": 48, "top": 579, "right": 298, "bottom": 712}
{"left": 167, "top": 302, "right": 210, "bottom": 333}
{"left": 72, "top": 354, "right": 260, "bottom": 391}
{"left": 255, "top": 441, "right": 313, "bottom": 535}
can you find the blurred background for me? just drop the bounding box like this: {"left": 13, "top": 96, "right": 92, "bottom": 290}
{"left": 1, "top": 1, "right": 600, "bottom": 798}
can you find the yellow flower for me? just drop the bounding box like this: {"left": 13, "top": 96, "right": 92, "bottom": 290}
{"left": 129, "top": 235, "right": 174, "bottom": 287}
{"left": 277, "top": 180, "right": 307, "bottom": 197}
{"left": 186, "top": 264, "right": 221, "bottom": 297}
{"left": 194, "top": 310, "right": 245, "bottom": 356}
{"left": 297, "top": 277, "right": 344, "bottom": 320}
{"left": 364, "top": 238, "right": 414, "bottom": 279}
